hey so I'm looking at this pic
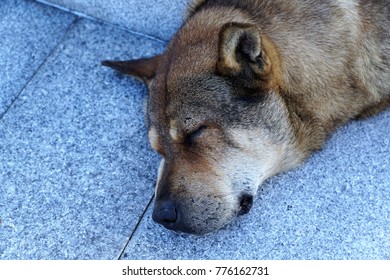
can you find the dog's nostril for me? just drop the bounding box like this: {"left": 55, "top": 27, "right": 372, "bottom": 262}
{"left": 238, "top": 194, "right": 253, "bottom": 216}
{"left": 161, "top": 207, "right": 177, "bottom": 223}
{"left": 152, "top": 200, "right": 178, "bottom": 226}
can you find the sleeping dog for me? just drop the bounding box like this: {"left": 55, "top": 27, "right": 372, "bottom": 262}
{"left": 103, "top": 0, "right": 390, "bottom": 234}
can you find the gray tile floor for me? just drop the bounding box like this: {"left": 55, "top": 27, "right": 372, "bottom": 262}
{"left": 1, "top": 0, "right": 164, "bottom": 259}
{"left": 1, "top": 0, "right": 389, "bottom": 260}
{"left": 36, "top": 0, "right": 187, "bottom": 41}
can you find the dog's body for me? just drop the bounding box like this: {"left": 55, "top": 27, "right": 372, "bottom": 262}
{"left": 103, "top": 0, "right": 390, "bottom": 234}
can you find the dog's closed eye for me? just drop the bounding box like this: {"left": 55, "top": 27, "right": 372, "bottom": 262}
{"left": 185, "top": 125, "right": 208, "bottom": 144}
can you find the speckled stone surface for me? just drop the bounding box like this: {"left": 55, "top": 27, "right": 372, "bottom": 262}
{"left": 0, "top": 13, "right": 165, "bottom": 259}
{"left": 121, "top": 110, "right": 390, "bottom": 260}
{"left": 36, "top": 0, "right": 188, "bottom": 41}
{"left": 0, "top": 0, "right": 75, "bottom": 117}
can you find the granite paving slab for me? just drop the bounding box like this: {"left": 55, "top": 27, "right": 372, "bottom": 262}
{"left": 36, "top": 0, "right": 188, "bottom": 41}
{"left": 0, "top": 0, "right": 76, "bottom": 117}
{"left": 0, "top": 17, "right": 165, "bottom": 259}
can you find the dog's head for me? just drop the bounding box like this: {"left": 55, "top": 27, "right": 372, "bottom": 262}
{"left": 103, "top": 13, "right": 304, "bottom": 234}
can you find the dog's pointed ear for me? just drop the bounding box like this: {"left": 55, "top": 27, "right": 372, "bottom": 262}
{"left": 102, "top": 55, "right": 161, "bottom": 84}
{"left": 216, "top": 23, "right": 271, "bottom": 88}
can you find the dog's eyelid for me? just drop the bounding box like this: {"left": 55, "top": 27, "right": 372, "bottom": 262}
{"left": 184, "top": 125, "right": 208, "bottom": 144}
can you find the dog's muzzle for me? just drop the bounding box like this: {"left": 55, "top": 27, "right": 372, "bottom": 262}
{"left": 152, "top": 193, "right": 254, "bottom": 234}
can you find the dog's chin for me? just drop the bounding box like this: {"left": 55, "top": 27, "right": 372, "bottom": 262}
{"left": 162, "top": 224, "right": 217, "bottom": 236}
{"left": 163, "top": 222, "right": 228, "bottom": 236}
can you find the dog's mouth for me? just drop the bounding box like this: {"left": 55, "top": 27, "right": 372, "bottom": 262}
{"left": 238, "top": 194, "right": 254, "bottom": 216}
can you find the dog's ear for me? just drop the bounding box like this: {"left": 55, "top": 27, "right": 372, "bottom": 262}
{"left": 102, "top": 55, "right": 161, "bottom": 84}
{"left": 216, "top": 23, "right": 271, "bottom": 89}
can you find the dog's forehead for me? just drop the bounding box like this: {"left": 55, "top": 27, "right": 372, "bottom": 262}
{"left": 150, "top": 69, "right": 274, "bottom": 131}
{"left": 148, "top": 50, "right": 220, "bottom": 131}
{"left": 165, "top": 75, "right": 232, "bottom": 125}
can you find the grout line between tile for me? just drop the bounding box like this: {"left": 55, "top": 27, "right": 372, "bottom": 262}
{"left": 0, "top": 17, "right": 79, "bottom": 122}
{"left": 35, "top": 0, "right": 169, "bottom": 44}
{"left": 117, "top": 194, "right": 155, "bottom": 260}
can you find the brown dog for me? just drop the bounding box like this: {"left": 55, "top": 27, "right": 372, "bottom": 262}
{"left": 103, "top": 0, "right": 390, "bottom": 234}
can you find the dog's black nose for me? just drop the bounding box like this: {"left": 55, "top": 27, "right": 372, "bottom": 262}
{"left": 152, "top": 200, "right": 178, "bottom": 229}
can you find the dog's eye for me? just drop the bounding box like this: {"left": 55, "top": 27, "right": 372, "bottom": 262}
{"left": 184, "top": 125, "right": 208, "bottom": 144}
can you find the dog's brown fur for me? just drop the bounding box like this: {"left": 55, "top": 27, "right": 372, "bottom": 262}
{"left": 103, "top": 0, "right": 390, "bottom": 234}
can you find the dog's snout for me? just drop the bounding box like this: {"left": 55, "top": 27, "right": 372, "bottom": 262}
{"left": 152, "top": 200, "right": 179, "bottom": 229}
{"left": 238, "top": 194, "right": 253, "bottom": 216}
